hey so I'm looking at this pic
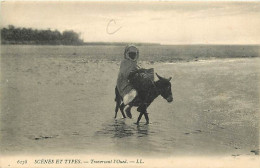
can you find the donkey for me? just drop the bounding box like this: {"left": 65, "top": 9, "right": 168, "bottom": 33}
{"left": 114, "top": 73, "right": 173, "bottom": 125}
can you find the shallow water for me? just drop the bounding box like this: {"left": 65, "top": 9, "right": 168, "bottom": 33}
{"left": 1, "top": 45, "right": 259, "bottom": 156}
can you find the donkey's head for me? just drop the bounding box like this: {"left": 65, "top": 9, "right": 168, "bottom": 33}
{"left": 155, "top": 73, "right": 173, "bottom": 102}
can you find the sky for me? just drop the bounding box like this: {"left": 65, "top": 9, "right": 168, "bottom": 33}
{"left": 1, "top": 1, "right": 260, "bottom": 44}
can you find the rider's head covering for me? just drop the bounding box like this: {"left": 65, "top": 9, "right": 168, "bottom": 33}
{"left": 124, "top": 44, "right": 139, "bottom": 61}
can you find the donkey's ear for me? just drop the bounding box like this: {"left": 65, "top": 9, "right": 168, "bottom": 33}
{"left": 168, "top": 77, "right": 172, "bottom": 81}
{"left": 156, "top": 73, "right": 163, "bottom": 80}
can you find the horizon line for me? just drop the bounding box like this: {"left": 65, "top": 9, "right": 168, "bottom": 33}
{"left": 82, "top": 42, "right": 260, "bottom": 45}
{"left": 1, "top": 42, "right": 260, "bottom": 46}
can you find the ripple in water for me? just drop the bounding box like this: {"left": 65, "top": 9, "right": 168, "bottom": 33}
{"left": 95, "top": 119, "right": 154, "bottom": 138}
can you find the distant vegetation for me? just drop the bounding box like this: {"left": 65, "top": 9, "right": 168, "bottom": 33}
{"left": 1, "top": 25, "right": 84, "bottom": 45}
{"left": 1, "top": 25, "right": 162, "bottom": 46}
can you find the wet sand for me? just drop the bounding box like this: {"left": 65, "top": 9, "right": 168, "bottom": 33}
{"left": 1, "top": 45, "right": 259, "bottom": 156}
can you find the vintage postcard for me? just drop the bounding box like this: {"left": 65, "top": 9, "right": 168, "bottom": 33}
{"left": 0, "top": 0, "right": 259, "bottom": 167}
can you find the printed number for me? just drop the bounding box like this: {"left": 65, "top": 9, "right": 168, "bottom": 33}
{"left": 17, "top": 160, "right": 27, "bottom": 165}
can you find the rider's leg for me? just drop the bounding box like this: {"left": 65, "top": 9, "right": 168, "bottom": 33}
{"left": 123, "top": 89, "right": 137, "bottom": 118}
{"left": 124, "top": 105, "right": 132, "bottom": 118}
{"left": 123, "top": 89, "right": 137, "bottom": 105}
{"left": 119, "top": 103, "right": 126, "bottom": 118}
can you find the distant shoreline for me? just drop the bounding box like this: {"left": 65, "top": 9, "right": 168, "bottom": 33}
{"left": 2, "top": 44, "right": 259, "bottom": 62}
{"left": 1, "top": 42, "right": 259, "bottom": 47}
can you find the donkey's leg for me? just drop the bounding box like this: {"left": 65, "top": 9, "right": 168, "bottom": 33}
{"left": 144, "top": 112, "right": 149, "bottom": 125}
{"left": 114, "top": 87, "right": 121, "bottom": 119}
{"left": 115, "top": 101, "right": 120, "bottom": 118}
{"left": 114, "top": 110, "right": 118, "bottom": 119}
{"left": 119, "top": 103, "right": 126, "bottom": 118}
{"left": 135, "top": 112, "right": 144, "bottom": 125}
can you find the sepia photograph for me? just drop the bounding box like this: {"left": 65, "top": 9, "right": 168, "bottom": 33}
{"left": 1, "top": 0, "right": 259, "bottom": 167}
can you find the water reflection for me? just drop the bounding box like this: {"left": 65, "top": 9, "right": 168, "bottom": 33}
{"left": 137, "top": 125, "right": 149, "bottom": 137}
{"left": 112, "top": 119, "right": 134, "bottom": 138}
{"left": 96, "top": 119, "right": 151, "bottom": 138}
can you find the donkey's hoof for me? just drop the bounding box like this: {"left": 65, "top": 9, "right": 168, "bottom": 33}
{"left": 144, "top": 122, "right": 149, "bottom": 125}
{"left": 134, "top": 122, "right": 139, "bottom": 125}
